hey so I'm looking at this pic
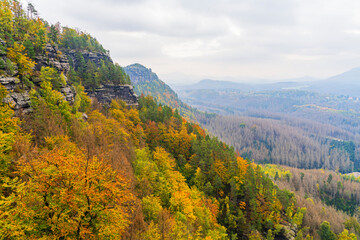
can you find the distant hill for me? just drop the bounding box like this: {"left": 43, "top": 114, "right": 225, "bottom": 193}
{"left": 177, "top": 67, "right": 360, "bottom": 96}
{"left": 178, "top": 79, "right": 256, "bottom": 91}
{"left": 124, "top": 63, "right": 195, "bottom": 119}
{"left": 176, "top": 79, "right": 311, "bottom": 92}
{"left": 308, "top": 67, "right": 360, "bottom": 95}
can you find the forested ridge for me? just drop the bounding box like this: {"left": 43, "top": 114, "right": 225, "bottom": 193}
{"left": 0, "top": 1, "right": 359, "bottom": 239}
{"left": 262, "top": 164, "right": 360, "bottom": 237}
{"left": 197, "top": 113, "right": 359, "bottom": 173}
{"left": 124, "top": 63, "right": 195, "bottom": 120}
{"left": 0, "top": 0, "right": 130, "bottom": 92}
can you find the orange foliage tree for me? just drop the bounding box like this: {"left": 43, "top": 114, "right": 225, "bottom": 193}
{"left": 0, "top": 136, "right": 134, "bottom": 239}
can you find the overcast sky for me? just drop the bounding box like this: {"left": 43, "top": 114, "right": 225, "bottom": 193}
{"left": 22, "top": 0, "right": 360, "bottom": 84}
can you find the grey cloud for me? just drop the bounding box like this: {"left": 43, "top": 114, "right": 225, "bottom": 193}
{"left": 62, "top": 1, "right": 232, "bottom": 38}
{"left": 23, "top": 0, "right": 360, "bottom": 82}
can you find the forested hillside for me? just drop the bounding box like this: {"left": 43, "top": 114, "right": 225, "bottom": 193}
{"left": 124, "top": 63, "right": 195, "bottom": 120}
{"left": 0, "top": 0, "right": 130, "bottom": 94}
{"left": 262, "top": 164, "right": 360, "bottom": 238}
{"left": 0, "top": 1, "right": 359, "bottom": 239}
{"left": 179, "top": 88, "right": 360, "bottom": 134}
{"left": 197, "top": 114, "right": 359, "bottom": 173}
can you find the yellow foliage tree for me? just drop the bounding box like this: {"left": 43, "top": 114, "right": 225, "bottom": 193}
{"left": 235, "top": 156, "right": 249, "bottom": 187}
{"left": 0, "top": 136, "right": 134, "bottom": 239}
{"left": 0, "top": 0, "right": 14, "bottom": 39}
{"left": 337, "top": 229, "right": 357, "bottom": 240}
{"left": 7, "top": 42, "right": 35, "bottom": 82}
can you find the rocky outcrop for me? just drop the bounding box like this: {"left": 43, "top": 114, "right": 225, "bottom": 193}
{"left": 87, "top": 84, "right": 138, "bottom": 106}
{"left": 0, "top": 77, "right": 20, "bottom": 91}
{"left": 124, "top": 63, "right": 158, "bottom": 85}
{"left": 0, "top": 38, "right": 32, "bottom": 112}
{"left": 278, "top": 223, "right": 298, "bottom": 240}
{"left": 65, "top": 50, "right": 112, "bottom": 69}
{"left": 60, "top": 86, "right": 75, "bottom": 104}
{"left": 4, "top": 91, "right": 31, "bottom": 113}
{"left": 1, "top": 41, "right": 136, "bottom": 113}
{"left": 35, "top": 44, "right": 70, "bottom": 74}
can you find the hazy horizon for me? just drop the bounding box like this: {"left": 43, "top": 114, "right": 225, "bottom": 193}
{"left": 23, "top": 0, "right": 360, "bottom": 84}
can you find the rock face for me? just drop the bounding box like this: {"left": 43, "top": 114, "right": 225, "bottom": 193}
{"left": 0, "top": 77, "right": 20, "bottom": 91}
{"left": 124, "top": 63, "right": 158, "bottom": 85}
{"left": 0, "top": 42, "right": 74, "bottom": 112}
{"left": 0, "top": 38, "right": 32, "bottom": 112}
{"left": 124, "top": 63, "right": 183, "bottom": 110}
{"left": 35, "top": 44, "right": 70, "bottom": 74}
{"left": 1, "top": 41, "right": 137, "bottom": 112}
{"left": 279, "top": 223, "right": 298, "bottom": 240}
{"left": 4, "top": 91, "right": 31, "bottom": 113}
{"left": 61, "top": 86, "right": 76, "bottom": 104}
{"left": 65, "top": 50, "right": 112, "bottom": 69}
{"left": 87, "top": 85, "right": 138, "bottom": 106}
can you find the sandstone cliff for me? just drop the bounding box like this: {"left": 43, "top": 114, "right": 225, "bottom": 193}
{"left": 0, "top": 40, "right": 75, "bottom": 112}
{"left": 65, "top": 50, "right": 112, "bottom": 69}
{"left": 0, "top": 39, "right": 137, "bottom": 112}
{"left": 35, "top": 44, "right": 70, "bottom": 74}
{"left": 86, "top": 84, "right": 138, "bottom": 106}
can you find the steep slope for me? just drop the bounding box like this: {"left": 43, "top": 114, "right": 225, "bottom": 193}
{"left": 124, "top": 63, "right": 181, "bottom": 107}
{"left": 124, "top": 63, "right": 194, "bottom": 119}
{"left": 1, "top": 2, "right": 359, "bottom": 239}
{"left": 0, "top": 9, "right": 134, "bottom": 112}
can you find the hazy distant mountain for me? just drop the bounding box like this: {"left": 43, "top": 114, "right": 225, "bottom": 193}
{"left": 174, "top": 67, "right": 360, "bottom": 131}
{"left": 177, "top": 79, "right": 256, "bottom": 91}
{"left": 176, "top": 67, "right": 360, "bottom": 96}
{"left": 308, "top": 67, "right": 360, "bottom": 95}
{"left": 176, "top": 79, "right": 310, "bottom": 92}
{"left": 326, "top": 67, "right": 360, "bottom": 84}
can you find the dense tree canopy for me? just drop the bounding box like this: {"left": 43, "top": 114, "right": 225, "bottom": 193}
{"left": 1, "top": 1, "right": 360, "bottom": 239}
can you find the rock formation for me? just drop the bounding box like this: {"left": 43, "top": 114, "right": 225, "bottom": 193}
{"left": 35, "top": 44, "right": 70, "bottom": 74}
{"left": 279, "top": 223, "right": 298, "bottom": 240}
{"left": 4, "top": 91, "right": 31, "bottom": 113}
{"left": 87, "top": 84, "right": 138, "bottom": 106}
{"left": 65, "top": 50, "right": 112, "bottom": 69}
{"left": 1, "top": 39, "right": 137, "bottom": 112}
{"left": 124, "top": 63, "right": 159, "bottom": 85}
{"left": 0, "top": 77, "right": 19, "bottom": 91}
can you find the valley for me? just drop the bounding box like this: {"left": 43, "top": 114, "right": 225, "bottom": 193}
{"left": 128, "top": 62, "right": 360, "bottom": 239}
{"left": 1, "top": 1, "right": 360, "bottom": 239}
{"left": 174, "top": 73, "right": 360, "bottom": 174}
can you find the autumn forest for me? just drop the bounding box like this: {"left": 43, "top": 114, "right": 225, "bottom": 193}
{"left": 0, "top": 1, "right": 360, "bottom": 240}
